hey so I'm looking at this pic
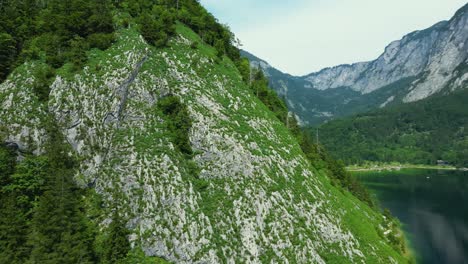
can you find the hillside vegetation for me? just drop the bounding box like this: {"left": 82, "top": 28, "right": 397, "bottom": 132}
{"left": 318, "top": 89, "right": 468, "bottom": 168}
{"left": 1, "top": 0, "right": 411, "bottom": 263}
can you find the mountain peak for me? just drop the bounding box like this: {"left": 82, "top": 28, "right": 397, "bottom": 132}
{"left": 453, "top": 3, "right": 468, "bottom": 19}
{"left": 243, "top": 3, "right": 468, "bottom": 125}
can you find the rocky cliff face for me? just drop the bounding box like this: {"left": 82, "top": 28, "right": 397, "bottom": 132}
{"left": 245, "top": 3, "right": 468, "bottom": 125}
{"left": 0, "top": 22, "right": 405, "bottom": 263}
{"left": 305, "top": 4, "right": 468, "bottom": 101}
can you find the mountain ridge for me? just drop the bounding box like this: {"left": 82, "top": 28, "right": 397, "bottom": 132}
{"left": 243, "top": 3, "right": 468, "bottom": 125}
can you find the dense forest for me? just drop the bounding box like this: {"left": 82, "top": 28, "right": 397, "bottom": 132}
{"left": 0, "top": 0, "right": 243, "bottom": 82}
{"left": 317, "top": 88, "right": 468, "bottom": 168}
{"left": 0, "top": 0, "right": 389, "bottom": 262}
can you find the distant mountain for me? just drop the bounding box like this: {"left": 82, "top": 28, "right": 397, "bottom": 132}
{"left": 243, "top": 3, "right": 468, "bottom": 126}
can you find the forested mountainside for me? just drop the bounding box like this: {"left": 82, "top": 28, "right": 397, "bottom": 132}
{"left": 243, "top": 3, "right": 468, "bottom": 126}
{"left": 0, "top": 0, "right": 411, "bottom": 263}
{"left": 317, "top": 88, "right": 468, "bottom": 168}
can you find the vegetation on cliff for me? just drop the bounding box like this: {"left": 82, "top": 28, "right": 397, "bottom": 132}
{"left": 0, "top": 0, "right": 411, "bottom": 262}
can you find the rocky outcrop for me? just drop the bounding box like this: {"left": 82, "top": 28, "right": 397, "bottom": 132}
{"left": 304, "top": 4, "right": 468, "bottom": 100}
{"left": 0, "top": 24, "right": 406, "bottom": 263}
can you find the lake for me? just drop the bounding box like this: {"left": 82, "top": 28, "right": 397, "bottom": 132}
{"left": 354, "top": 169, "right": 468, "bottom": 264}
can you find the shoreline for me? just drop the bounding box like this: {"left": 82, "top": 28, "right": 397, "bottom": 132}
{"left": 346, "top": 164, "right": 467, "bottom": 172}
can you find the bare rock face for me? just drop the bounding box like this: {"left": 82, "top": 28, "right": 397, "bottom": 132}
{"left": 0, "top": 24, "right": 407, "bottom": 263}
{"left": 304, "top": 4, "right": 468, "bottom": 99}
{"left": 244, "top": 4, "right": 468, "bottom": 125}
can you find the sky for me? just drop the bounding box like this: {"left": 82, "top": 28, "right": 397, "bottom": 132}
{"left": 200, "top": 0, "right": 467, "bottom": 76}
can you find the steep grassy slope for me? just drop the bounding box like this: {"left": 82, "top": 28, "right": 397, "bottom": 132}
{"left": 0, "top": 20, "right": 409, "bottom": 263}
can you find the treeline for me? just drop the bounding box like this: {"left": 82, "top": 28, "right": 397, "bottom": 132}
{"left": 317, "top": 89, "right": 468, "bottom": 168}
{"left": 114, "top": 0, "right": 240, "bottom": 60}
{"left": 0, "top": 124, "right": 131, "bottom": 263}
{"left": 0, "top": 0, "right": 115, "bottom": 82}
{"left": 1, "top": 0, "right": 244, "bottom": 85}
{"left": 249, "top": 70, "right": 375, "bottom": 208}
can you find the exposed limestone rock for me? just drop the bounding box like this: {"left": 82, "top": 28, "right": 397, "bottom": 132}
{"left": 0, "top": 25, "right": 405, "bottom": 263}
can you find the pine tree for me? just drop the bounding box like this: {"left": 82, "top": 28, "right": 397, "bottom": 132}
{"left": 0, "top": 145, "right": 16, "bottom": 187}
{"left": 0, "top": 194, "right": 31, "bottom": 264}
{"left": 27, "top": 125, "right": 96, "bottom": 263}
{"left": 102, "top": 211, "right": 130, "bottom": 263}
{"left": 0, "top": 33, "right": 16, "bottom": 81}
{"left": 27, "top": 166, "right": 96, "bottom": 263}
{"left": 0, "top": 146, "right": 29, "bottom": 264}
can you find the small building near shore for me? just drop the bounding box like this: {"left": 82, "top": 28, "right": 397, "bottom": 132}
{"left": 437, "top": 160, "right": 449, "bottom": 166}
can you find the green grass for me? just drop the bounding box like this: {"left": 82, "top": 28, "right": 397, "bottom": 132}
{"left": 1, "top": 17, "right": 413, "bottom": 263}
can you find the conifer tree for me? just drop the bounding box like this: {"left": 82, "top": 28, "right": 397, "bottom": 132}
{"left": 0, "top": 33, "right": 16, "bottom": 81}
{"left": 27, "top": 125, "right": 96, "bottom": 263}
{"left": 0, "top": 194, "right": 31, "bottom": 264}
{"left": 102, "top": 211, "right": 131, "bottom": 263}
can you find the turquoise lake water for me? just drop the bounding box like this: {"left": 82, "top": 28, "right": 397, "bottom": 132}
{"left": 355, "top": 169, "right": 468, "bottom": 264}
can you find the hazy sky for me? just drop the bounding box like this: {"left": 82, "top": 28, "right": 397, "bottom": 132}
{"left": 200, "top": 0, "right": 467, "bottom": 76}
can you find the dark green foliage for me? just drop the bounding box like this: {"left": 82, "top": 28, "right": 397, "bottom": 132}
{"left": 32, "top": 65, "right": 55, "bottom": 102}
{"left": 0, "top": 195, "right": 30, "bottom": 263}
{"left": 139, "top": 10, "right": 175, "bottom": 47}
{"left": 0, "top": 0, "right": 244, "bottom": 82}
{"left": 214, "top": 39, "right": 225, "bottom": 58}
{"left": 102, "top": 212, "right": 130, "bottom": 264}
{"left": 0, "top": 123, "right": 97, "bottom": 263}
{"left": 0, "top": 33, "right": 17, "bottom": 81}
{"left": 87, "top": 33, "right": 116, "bottom": 51}
{"left": 139, "top": 13, "right": 161, "bottom": 45}
{"left": 158, "top": 95, "right": 193, "bottom": 156}
{"left": 27, "top": 124, "right": 96, "bottom": 263}
{"left": 318, "top": 89, "right": 468, "bottom": 168}
{"left": 0, "top": 146, "right": 27, "bottom": 264}
{"left": 0, "top": 150, "right": 49, "bottom": 264}
{"left": 0, "top": 0, "right": 115, "bottom": 80}
{"left": 190, "top": 41, "right": 198, "bottom": 49}
{"left": 69, "top": 36, "right": 90, "bottom": 71}
{"left": 118, "top": 0, "right": 178, "bottom": 47}
{"left": 251, "top": 70, "right": 291, "bottom": 124}
{"left": 235, "top": 58, "right": 251, "bottom": 84}
{"left": 4, "top": 156, "right": 48, "bottom": 210}
{"left": 87, "top": 1, "right": 115, "bottom": 35}
{"left": 0, "top": 0, "right": 39, "bottom": 78}
{"left": 121, "top": 0, "right": 241, "bottom": 63}
{"left": 35, "top": 0, "right": 115, "bottom": 69}
{"left": 28, "top": 175, "right": 96, "bottom": 263}
{"left": 0, "top": 145, "right": 16, "bottom": 187}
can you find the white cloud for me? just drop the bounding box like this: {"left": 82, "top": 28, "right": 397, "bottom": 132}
{"left": 227, "top": 0, "right": 467, "bottom": 75}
